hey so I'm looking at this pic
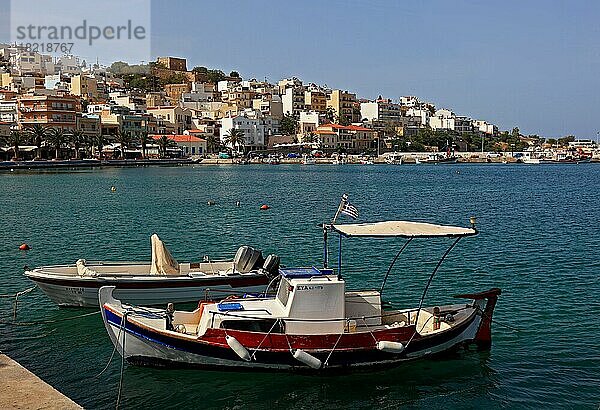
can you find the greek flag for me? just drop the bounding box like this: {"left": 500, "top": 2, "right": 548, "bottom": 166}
{"left": 340, "top": 200, "right": 359, "bottom": 220}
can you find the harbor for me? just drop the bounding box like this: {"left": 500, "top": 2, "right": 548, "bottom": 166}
{"left": 1, "top": 164, "right": 599, "bottom": 408}
{"left": 0, "top": 354, "right": 81, "bottom": 409}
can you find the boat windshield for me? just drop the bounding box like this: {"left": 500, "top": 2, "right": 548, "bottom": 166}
{"left": 277, "top": 277, "right": 292, "bottom": 306}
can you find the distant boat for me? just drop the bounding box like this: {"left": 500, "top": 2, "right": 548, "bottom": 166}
{"left": 418, "top": 154, "right": 457, "bottom": 164}
{"left": 385, "top": 153, "right": 403, "bottom": 165}
{"left": 302, "top": 155, "right": 316, "bottom": 165}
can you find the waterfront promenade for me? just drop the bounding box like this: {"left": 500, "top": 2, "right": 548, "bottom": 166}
{"left": 0, "top": 354, "right": 81, "bottom": 409}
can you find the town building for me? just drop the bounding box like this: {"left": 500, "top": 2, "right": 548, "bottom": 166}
{"left": 327, "top": 90, "right": 359, "bottom": 124}
{"left": 360, "top": 98, "right": 402, "bottom": 123}
{"left": 17, "top": 93, "right": 80, "bottom": 131}
{"left": 76, "top": 113, "right": 101, "bottom": 139}
{"left": 147, "top": 106, "right": 192, "bottom": 134}
{"left": 281, "top": 86, "right": 306, "bottom": 116}
{"left": 152, "top": 134, "right": 207, "bottom": 156}
{"left": 165, "top": 83, "right": 191, "bottom": 104}
{"left": 304, "top": 87, "right": 327, "bottom": 112}
{"left": 315, "top": 123, "right": 377, "bottom": 153}
{"left": 70, "top": 75, "right": 99, "bottom": 100}
{"left": 220, "top": 110, "right": 278, "bottom": 152}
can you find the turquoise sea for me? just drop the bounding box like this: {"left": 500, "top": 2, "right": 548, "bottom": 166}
{"left": 1, "top": 164, "right": 599, "bottom": 409}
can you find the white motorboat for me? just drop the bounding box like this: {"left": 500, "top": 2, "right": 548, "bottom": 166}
{"left": 25, "top": 235, "right": 277, "bottom": 307}
{"left": 302, "top": 154, "right": 316, "bottom": 165}
{"left": 385, "top": 153, "right": 403, "bottom": 165}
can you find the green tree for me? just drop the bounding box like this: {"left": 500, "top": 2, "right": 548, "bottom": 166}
{"left": 156, "top": 135, "right": 176, "bottom": 158}
{"left": 224, "top": 129, "right": 246, "bottom": 155}
{"left": 325, "top": 107, "right": 336, "bottom": 122}
{"left": 204, "top": 134, "right": 219, "bottom": 154}
{"left": 69, "top": 130, "right": 87, "bottom": 159}
{"left": 3, "top": 130, "right": 26, "bottom": 160}
{"left": 114, "top": 130, "right": 133, "bottom": 159}
{"left": 91, "top": 134, "right": 108, "bottom": 159}
{"left": 280, "top": 113, "right": 299, "bottom": 135}
{"left": 26, "top": 124, "right": 49, "bottom": 160}
{"left": 46, "top": 128, "right": 66, "bottom": 159}
{"left": 229, "top": 71, "right": 240, "bottom": 78}
{"left": 137, "top": 130, "right": 152, "bottom": 159}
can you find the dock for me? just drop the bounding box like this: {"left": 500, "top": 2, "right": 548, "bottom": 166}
{"left": 0, "top": 354, "right": 82, "bottom": 409}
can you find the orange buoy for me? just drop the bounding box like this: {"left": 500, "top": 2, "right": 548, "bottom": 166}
{"left": 260, "top": 204, "right": 270, "bottom": 210}
{"left": 19, "top": 243, "right": 30, "bottom": 251}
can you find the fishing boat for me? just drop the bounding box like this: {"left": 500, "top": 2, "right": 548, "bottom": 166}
{"left": 418, "top": 153, "right": 457, "bottom": 164}
{"left": 384, "top": 152, "right": 403, "bottom": 165}
{"left": 100, "top": 197, "right": 501, "bottom": 372}
{"left": 25, "top": 235, "right": 277, "bottom": 307}
{"left": 302, "top": 154, "right": 316, "bottom": 165}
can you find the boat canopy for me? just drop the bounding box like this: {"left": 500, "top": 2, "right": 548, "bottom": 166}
{"left": 331, "top": 221, "right": 476, "bottom": 238}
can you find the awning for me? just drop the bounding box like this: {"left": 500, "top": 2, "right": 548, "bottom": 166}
{"left": 331, "top": 221, "right": 477, "bottom": 238}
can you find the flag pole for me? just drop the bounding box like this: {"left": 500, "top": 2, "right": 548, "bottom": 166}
{"left": 331, "top": 193, "right": 348, "bottom": 224}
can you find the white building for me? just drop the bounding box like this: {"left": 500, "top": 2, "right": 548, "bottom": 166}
{"left": 360, "top": 99, "right": 402, "bottom": 123}
{"left": 0, "top": 99, "right": 17, "bottom": 123}
{"left": 281, "top": 86, "right": 306, "bottom": 116}
{"left": 405, "top": 108, "right": 430, "bottom": 126}
{"left": 299, "top": 110, "right": 321, "bottom": 134}
{"left": 429, "top": 109, "right": 455, "bottom": 131}
{"left": 220, "top": 110, "right": 279, "bottom": 151}
{"left": 473, "top": 120, "right": 497, "bottom": 135}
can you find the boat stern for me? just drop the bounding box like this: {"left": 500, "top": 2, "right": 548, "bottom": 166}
{"left": 453, "top": 288, "right": 501, "bottom": 349}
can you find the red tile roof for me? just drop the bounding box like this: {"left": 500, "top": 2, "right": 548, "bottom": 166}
{"left": 318, "top": 123, "right": 373, "bottom": 132}
{"left": 151, "top": 134, "right": 206, "bottom": 142}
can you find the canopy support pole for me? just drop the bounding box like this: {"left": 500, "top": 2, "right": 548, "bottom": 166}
{"left": 337, "top": 232, "right": 343, "bottom": 279}
{"left": 414, "top": 237, "right": 462, "bottom": 328}
{"left": 323, "top": 225, "right": 328, "bottom": 268}
{"left": 380, "top": 238, "right": 413, "bottom": 294}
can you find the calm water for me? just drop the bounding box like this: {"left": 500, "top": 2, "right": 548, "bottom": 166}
{"left": 1, "top": 164, "right": 599, "bottom": 409}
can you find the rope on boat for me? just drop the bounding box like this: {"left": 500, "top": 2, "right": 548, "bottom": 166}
{"left": 96, "top": 311, "right": 128, "bottom": 378}
{"left": 250, "top": 318, "right": 282, "bottom": 360}
{"left": 323, "top": 320, "right": 349, "bottom": 367}
{"left": 0, "top": 310, "right": 99, "bottom": 326}
{"left": 115, "top": 311, "right": 128, "bottom": 410}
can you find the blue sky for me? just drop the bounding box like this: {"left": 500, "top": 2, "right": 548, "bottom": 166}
{"left": 150, "top": 0, "right": 600, "bottom": 138}
{"left": 1, "top": 1, "right": 598, "bottom": 138}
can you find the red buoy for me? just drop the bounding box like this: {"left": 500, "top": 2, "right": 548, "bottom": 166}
{"left": 19, "top": 243, "right": 30, "bottom": 251}
{"left": 260, "top": 204, "right": 270, "bottom": 210}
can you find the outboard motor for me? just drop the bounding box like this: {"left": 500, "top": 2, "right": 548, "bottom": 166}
{"left": 262, "top": 254, "right": 281, "bottom": 278}
{"left": 234, "top": 246, "right": 264, "bottom": 273}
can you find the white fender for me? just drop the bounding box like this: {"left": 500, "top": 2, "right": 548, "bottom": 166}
{"left": 226, "top": 335, "right": 251, "bottom": 361}
{"left": 377, "top": 340, "right": 405, "bottom": 354}
{"left": 292, "top": 349, "right": 322, "bottom": 369}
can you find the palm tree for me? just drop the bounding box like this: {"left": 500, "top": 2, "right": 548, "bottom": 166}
{"left": 69, "top": 130, "right": 87, "bottom": 159}
{"left": 46, "top": 128, "right": 67, "bottom": 159}
{"left": 26, "top": 124, "right": 49, "bottom": 160}
{"left": 204, "top": 134, "right": 219, "bottom": 154}
{"left": 91, "top": 134, "right": 107, "bottom": 159}
{"left": 114, "top": 129, "right": 133, "bottom": 159}
{"left": 224, "top": 128, "right": 246, "bottom": 155}
{"left": 156, "top": 135, "right": 175, "bottom": 158}
{"left": 4, "top": 130, "right": 26, "bottom": 161}
{"left": 138, "top": 130, "right": 152, "bottom": 159}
